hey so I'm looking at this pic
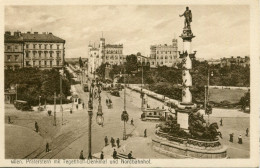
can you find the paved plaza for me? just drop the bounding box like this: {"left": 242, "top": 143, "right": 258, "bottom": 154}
{"left": 5, "top": 84, "right": 250, "bottom": 159}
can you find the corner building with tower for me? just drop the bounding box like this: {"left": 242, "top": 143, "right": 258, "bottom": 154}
{"left": 88, "top": 37, "right": 125, "bottom": 75}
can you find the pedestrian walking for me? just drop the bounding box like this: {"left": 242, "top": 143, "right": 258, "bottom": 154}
{"left": 104, "top": 136, "right": 108, "bottom": 146}
{"left": 82, "top": 102, "right": 85, "bottom": 109}
{"left": 8, "top": 116, "right": 11, "bottom": 124}
{"left": 100, "top": 151, "right": 104, "bottom": 159}
{"left": 220, "top": 118, "right": 223, "bottom": 126}
{"left": 111, "top": 137, "right": 115, "bottom": 147}
{"left": 229, "top": 133, "right": 234, "bottom": 142}
{"left": 76, "top": 104, "right": 78, "bottom": 110}
{"left": 46, "top": 142, "right": 50, "bottom": 152}
{"left": 131, "top": 118, "right": 134, "bottom": 126}
{"left": 128, "top": 151, "right": 133, "bottom": 159}
{"left": 79, "top": 150, "right": 85, "bottom": 159}
{"left": 112, "top": 149, "right": 117, "bottom": 159}
{"left": 70, "top": 108, "right": 72, "bottom": 114}
{"left": 116, "top": 138, "right": 120, "bottom": 148}
{"left": 246, "top": 128, "right": 249, "bottom": 137}
{"left": 144, "top": 129, "right": 147, "bottom": 137}
{"left": 35, "top": 121, "right": 39, "bottom": 133}
{"left": 238, "top": 134, "right": 243, "bottom": 144}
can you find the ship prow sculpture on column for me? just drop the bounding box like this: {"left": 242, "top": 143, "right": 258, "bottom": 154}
{"left": 152, "top": 7, "right": 227, "bottom": 159}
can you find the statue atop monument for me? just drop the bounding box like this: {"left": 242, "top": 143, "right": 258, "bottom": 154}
{"left": 179, "top": 7, "right": 192, "bottom": 29}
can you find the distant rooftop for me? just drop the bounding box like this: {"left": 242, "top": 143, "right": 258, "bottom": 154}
{"left": 4, "top": 31, "right": 65, "bottom": 43}
{"left": 105, "top": 44, "right": 123, "bottom": 48}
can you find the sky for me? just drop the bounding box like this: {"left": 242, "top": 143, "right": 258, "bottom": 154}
{"left": 5, "top": 5, "right": 250, "bottom": 59}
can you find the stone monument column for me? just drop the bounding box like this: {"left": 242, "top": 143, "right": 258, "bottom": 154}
{"left": 177, "top": 7, "right": 197, "bottom": 130}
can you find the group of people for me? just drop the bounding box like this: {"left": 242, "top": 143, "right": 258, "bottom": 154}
{"left": 104, "top": 136, "right": 121, "bottom": 148}
{"left": 229, "top": 128, "right": 249, "bottom": 144}
{"left": 112, "top": 149, "right": 134, "bottom": 159}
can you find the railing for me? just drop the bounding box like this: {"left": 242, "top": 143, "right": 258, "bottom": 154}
{"left": 156, "top": 131, "right": 221, "bottom": 148}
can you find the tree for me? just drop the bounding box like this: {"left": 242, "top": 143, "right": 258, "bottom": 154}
{"left": 239, "top": 91, "right": 250, "bottom": 111}
{"left": 96, "top": 63, "right": 109, "bottom": 80}
{"left": 125, "top": 54, "right": 137, "bottom": 74}
{"left": 5, "top": 68, "right": 71, "bottom": 106}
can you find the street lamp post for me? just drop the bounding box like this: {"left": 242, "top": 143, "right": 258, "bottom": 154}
{"left": 121, "top": 68, "right": 129, "bottom": 140}
{"left": 38, "top": 96, "right": 41, "bottom": 112}
{"left": 205, "top": 69, "right": 213, "bottom": 123}
{"left": 96, "top": 82, "right": 104, "bottom": 126}
{"left": 54, "top": 92, "right": 57, "bottom": 126}
{"left": 88, "top": 81, "right": 94, "bottom": 159}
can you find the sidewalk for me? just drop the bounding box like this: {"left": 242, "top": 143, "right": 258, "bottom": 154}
{"left": 5, "top": 124, "right": 44, "bottom": 159}
{"left": 93, "top": 135, "right": 170, "bottom": 159}
{"left": 199, "top": 108, "right": 249, "bottom": 118}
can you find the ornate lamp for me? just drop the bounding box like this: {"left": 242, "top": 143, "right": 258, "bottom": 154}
{"left": 96, "top": 82, "right": 104, "bottom": 126}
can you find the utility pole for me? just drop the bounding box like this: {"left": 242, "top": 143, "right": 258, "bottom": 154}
{"left": 54, "top": 92, "right": 56, "bottom": 126}
{"left": 60, "top": 73, "right": 63, "bottom": 125}
{"left": 16, "top": 84, "right": 18, "bottom": 100}
{"left": 141, "top": 66, "right": 144, "bottom": 110}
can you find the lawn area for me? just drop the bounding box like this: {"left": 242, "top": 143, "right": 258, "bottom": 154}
{"left": 209, "top": 88, "right": 247, "bottom": 104}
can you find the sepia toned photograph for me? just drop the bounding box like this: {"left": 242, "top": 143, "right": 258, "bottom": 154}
{"left": 1, "top": 1, "right": 259, "bottom": 167}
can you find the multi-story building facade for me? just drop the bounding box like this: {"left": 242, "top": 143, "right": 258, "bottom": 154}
{"left": 88, "top": 37, "right": 124, "bottom": 74}
{"left": 4, "top": 31, "right": 65, "bottom": 70}
{"left": 4, "top": 31, "right": 24, "bottom": 70}
{"left": 150, "top": 39, "right": 179, "bottom": 68}
{"left": 104, "top": 44, "right": 124, "bottom": 65}
{"left": 220, "top": 56, "right": 250, "bottom": 68}
{"left": 88, "top": 45, "right": 99, "bottom": 74}
{"left": 22, "top": 32, "right": 65, "bottom": 69}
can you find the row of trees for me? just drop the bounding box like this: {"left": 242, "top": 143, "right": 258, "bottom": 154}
{"left": 5, "top": 68, "right": 71, "bottom": 106}
{"left": 94, "top": 54, "right": 250, "bottom": 104}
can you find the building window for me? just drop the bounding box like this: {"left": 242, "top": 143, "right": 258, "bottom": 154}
{"left": 161, "top": 51, "right": 163, "bottom": 54}
{"left": 33, "top": 44, "right": 36, "bottom": 49}
{"left": 39, "top": 52, "right": 42, "bottom": 58}
{"left": 15, "top": 45, "right": 18, "bottom": 50}
{"left": 26, "top": 61, "right": 30, "bottom": 66}
{"left": 15, "top": 55, "right": 19, "bottom": 61}
{"left": 26, "top": 52, "right": 29, "bottom": 58}
{"left": 50, "top": 52, "right": 52, "bottom": 57}
{"left": 170, "top": 51, "right": 171, "bottom": 54}
{"left": 57, "top": 52, "right": 60, "bottom": 58}
{"left": 26, "top": 44, "right": 29, "bottom": 49}
{"left": 33, "top": 61, "right": 35, "bottom": 66}
{"left": 7, "top": 45, "right": 11, "bottom": 50}
{"left": 57, "top": 45, "right": 59, "bottom": 49}
{"left": 39, "top": 61, "right": 41, "bottom": 67}
{"left": 50, "top": 61, "right": 52, "bottom": 67}
{"left": 33, "top": 52, "right": 36, "bottom": 57}
{"left": 39, "top": 44, "right": 42, "bottom": 49}
{"left": 50, "top": 44, "right": 53, "bottom": 49}
{"left": 45, "top": 44, "right": 47, "bottom": 49}
{"left": 7, "top": 55, "right": 11, "bottom": 61}
{"left": 57, "top": 61, "right": 59, "bottom": 66}
{"left": 45, "top": 61, "right": 47, "bottom": 66}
